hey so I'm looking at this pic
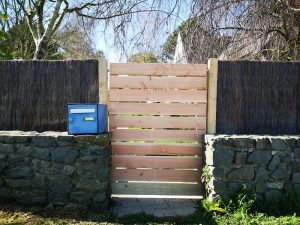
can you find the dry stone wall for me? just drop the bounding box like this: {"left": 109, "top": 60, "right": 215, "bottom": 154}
{"left": 205, "top": 135, "right": 300, "bottom": 202}
{"left": 0, "top": 131, "right": 111, "bottom": 214}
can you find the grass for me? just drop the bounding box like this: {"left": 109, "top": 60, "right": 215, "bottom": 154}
{"left": 1, "top": 190, "right": 300, "bottom": 225}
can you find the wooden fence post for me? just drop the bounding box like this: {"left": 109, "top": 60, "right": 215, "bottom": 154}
{"left": 98, "top": 58, "right": 108, "bottom": 130}
{"left": 207, "top": 58, "right": 218, "bottom": 134}
{"left": 98, "top": 58, "right": 108, "bottom": 104}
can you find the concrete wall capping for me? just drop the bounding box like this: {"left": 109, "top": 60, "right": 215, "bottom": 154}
{"left": 0, "top": 131, "right": 111, "bottom": 214}
{"left": 205, "top": 134, "right": 300, "bottom": 203}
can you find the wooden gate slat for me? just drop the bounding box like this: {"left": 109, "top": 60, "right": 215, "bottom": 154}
{"left": 112, "top": 155, "right": 201, "bottom": 169}
{"left": 110, "top": 63, "right": 207, "bottom": 76}
{"left": 112, "top": 142, "right": 203, "bottom": 156}
{"left": 109, "top": 102, "right": 206, "bottom": 116}
{"left": 109, "top": 89, "right": 207, "bottom": 102}
{"left": 112, "top": 182, "right": 203, "bottom": 196}
{"left": 110, "top": 76, "right": 207, "bottom": 89}
{"left": 110, "top": 116, "right": 206, "bottom": 129}
{"left": 112, "top": 169, "right": 202, "bottom": 182}
{"left": 111, "top": 129, "right": 205, "bottom": 142}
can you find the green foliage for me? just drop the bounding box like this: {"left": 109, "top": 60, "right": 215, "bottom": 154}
{"left": 202, "top": 198, "right": 227, "bottom": 216}
{"left": 5, "top": 20, "right": 63, "bottom": 60}
{"left": 128, "top": 52, "right": 158, "bottom": 63}
{"left": 0, "top": 17, "right": 64, "bottom": 60}
{"left": 201, "top": 165, "right": 212, "bottom": 192}
{"left": 0, "top": 13, "right": 12, "bottom": 60}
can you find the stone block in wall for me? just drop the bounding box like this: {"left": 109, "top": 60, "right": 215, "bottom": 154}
{"left": 256, "top": 183, "right": 266, "bottom": 194}
{"left": 227, "top": 165, "right": 255, "bottom": 180}
{"left": 32, "top": 159, "right": 74, "bottom": 175}
{"left": 235, "top": 152, "right": 247, "bottom": 164}
{"left": 255, "top": 167, "right": 269, "bottom": 182}
{"left": 70, "top": 191, "right": 92, "bottom": 204}
{"left": 206, "top": 147, "right": 234, "bottom": 166}
{"left": 32, "top": 135, "right": 57, "bottom": 147}
{"left": 0, "top": 144, "right": 14, "bottom": 154}
{"left": 88, "top": 146, "right": 110, "bottom": 157}
{"left": 268, "top": 155, "right": 281, "bottom": 171}
{"left": 74, "top": 133, "right": 111, "bottom": 146}
{"left": 51, "top": 147, "right": 78, "bottom": 164}
{"left": 291, "top": 159, "right": 300, "bottom": 171}
{"left": 293, "top": 173, "right": 300, "bottom": 183}
{"left": 32, "top": 173, "right": 47, "bottom": 189}
{"left": 48, "top": 175, "right": 73, "bottom": 192}
{"left": 15, "top": 145, "right": 33, "bottom": 157}
{"left": 256, "top": 138, "right": 271, "bottom": 150}
{"left": 233, "top": 138, "right": 255, "bottom": 148}
{"left": 294, "top": 148, "right": 300, "bottom": 159}
{"left": 270, "top": 139, "right": 287, "bottom": 151}
{"left": 6, "top": 179, "right": 32, "bottom": 189}
{"left": 270, "top": 165, "right": 289, "bottom": 180}
{"left": 13, "top": 190, "right": 47, "bottom": 205}
{"left": 208, "top": 166, "right": 231, "bottom": 178}
{"left": 5, "top": 167, "right": 33, "bottom": 179}
{"left": 75, "top": 179, "right": 108, "bottom": 192}
{"left": 228, "top": 182, "right": 255, "bottom": 192}
{"left": 0, "top": 154, "right": 6, "bottom": 173}
{"left": 32, "top": 148, "right": 51, "bottom": 161}
{"left": 266, "top": 182, "right": 284, "bottom": 190}
{"left": 8, "top": 155, "right": 31, "bottom": 166}
{"left": 247, "top": 151, "right": 272, "bottom": 166}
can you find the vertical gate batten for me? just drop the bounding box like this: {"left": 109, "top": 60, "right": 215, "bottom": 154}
{"left": 207, "top": 58, "right": 218, "bottom": 134}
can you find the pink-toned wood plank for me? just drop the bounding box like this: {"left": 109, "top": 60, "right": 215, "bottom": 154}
{"left": 111, "top": 129, "right": 205, "bottom": 142}
{"left": 112, "top": 142, "right": 203, "bottom": 156}
{"left": 109, "top": 89, "right": 207, "bottom": 102}
{"left": 112, "top": 155, "right": 201, "bottom": 169}
{"left": 110, "top": 76, "right": 207, "bottom": 89}
{"left": 110, "top": 116, "right": 206, "bottom": 129}
{"left": 109, "top": 102, "right": 207, "bottom": 116}
{"left": 110, "top": 63, "right": 207, "bottom": 76}
{"left": 112, "top": 168, "right": 202, "bottom": 182}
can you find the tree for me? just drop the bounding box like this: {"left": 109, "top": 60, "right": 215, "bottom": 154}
{"left": 0, "top": 13, "right": 11, "bottom": 59}
{"left": 190, "top": 0, "right": 300, "bottom": 61}
{"left": 128, "top": 52, "right": 158, "bottom": 63}
{"left": 3, "top": 0, "right": 182, "bottom": 59}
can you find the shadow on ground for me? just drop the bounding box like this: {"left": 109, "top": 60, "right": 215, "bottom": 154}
{"left": 0, "top": 202, "right": 218, "bottom": 225}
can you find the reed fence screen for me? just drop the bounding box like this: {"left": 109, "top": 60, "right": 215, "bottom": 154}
{"left": 216, "top": 61, "right": 300, "bottom": 134}
{"left": 0, "top": 60, "right": 99, "bottom": 132}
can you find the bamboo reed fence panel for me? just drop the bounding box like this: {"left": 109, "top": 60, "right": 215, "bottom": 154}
{"left": 0, "top": 60, "right": 99, "bottom": 131}
{"left": 217, "top": 61, "right": 300, "bottom": 134}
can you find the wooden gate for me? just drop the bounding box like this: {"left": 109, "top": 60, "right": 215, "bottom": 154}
{"left": 109, "top": 63, "right": 207, "bottom": 198}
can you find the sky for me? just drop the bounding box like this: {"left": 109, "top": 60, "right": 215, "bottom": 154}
{"left": 93, "top": 0, "right": 192, "bottom": 62}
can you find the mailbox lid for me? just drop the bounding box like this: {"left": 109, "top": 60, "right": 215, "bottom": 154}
{"left": 68, "top": 104, "right": 98, "bottom": 134}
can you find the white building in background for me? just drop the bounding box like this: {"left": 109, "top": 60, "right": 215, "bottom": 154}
{"left": 173, "top": 32, "right": 187, "bottom": 63}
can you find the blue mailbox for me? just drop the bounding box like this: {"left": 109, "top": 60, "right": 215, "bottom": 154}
{"left": 68, "top": 104, "right": 107, "bottom": 135}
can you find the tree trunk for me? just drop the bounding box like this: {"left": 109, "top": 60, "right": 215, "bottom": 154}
{"left": 33, "top": 39, "right": 48, "bottom": 59}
